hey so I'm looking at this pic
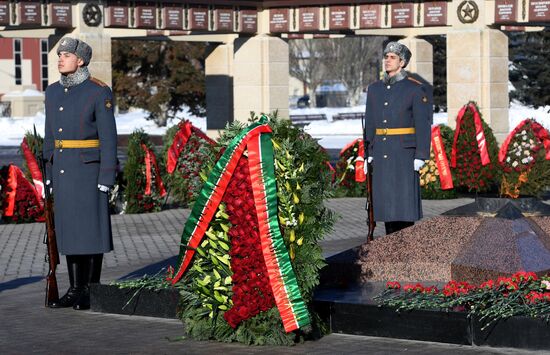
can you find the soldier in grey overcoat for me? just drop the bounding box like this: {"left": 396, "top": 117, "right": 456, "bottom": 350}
{"left": 43, "top": 37, "right": 117, "bottom": 310}
{"left": 364, "top": 42, "right": 432, "bottom": 235}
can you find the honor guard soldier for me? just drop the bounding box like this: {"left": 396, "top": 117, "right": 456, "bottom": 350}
{"left": 364, "top": 42, "right": 432, "bottom": 235}
{"left": 43, "top": 37, "right": 117, "bottom": 310}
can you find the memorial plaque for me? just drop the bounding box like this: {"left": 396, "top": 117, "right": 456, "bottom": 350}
{"left": 136, "top": 5, "right": 156, "bottom": 28}
{"left": 330, "top": 6, "right": 350, "bottom": 29}
{"left": 50, "top": 3, "right": 72, "bottom": 27}
{"left": 529, "top": 0, "right": 550, "bottom": 21}
{"left": 298, "top": 7, "right": 319, "bottom": 31}
{"left": 0, "top": 1, "right": 10, "bottom": 25}
{"left": 215, "top": 8, "right": 233, "bottom": 31}
{"left": 189, "top": 6, "right": 208, "bottom": 30}
{"left": 392, "top": 3, "right": 414, "bottom": 27}
{"left": 20, "top": 2, "right": 42, "bottom": 25}
{"left": 269, "top": 8, "right": 289, "bottom": 33}
{"left": 424, "top": 2, "right": 447, "bottom": 26}
{"left": 107, "top": 5, "right": 129, "bottom": 27}
{"left": 239, "top": 9, "right": 257, "bottom": 33}
{"left": 495, "top": 0, "right": 517, "bottom": 23}
{"left": 163, "top": 5, "right": 182, "bottom": 29}
{"left": 359, "top": 4, "right": 381, "bottom": 28}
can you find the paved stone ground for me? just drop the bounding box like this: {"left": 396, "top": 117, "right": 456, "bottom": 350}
{"left": 0, "top": 198, "right": 544, "bottom": 354}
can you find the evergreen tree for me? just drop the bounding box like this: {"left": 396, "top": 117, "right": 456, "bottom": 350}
{"left": 423, "top": 35, "right": 447, "bottom": 112}
{"left": 509, "top": 30, "right": 550, "bottom": 110}
{"left": 112, "top": 40, "right": 207, "bottom": 126}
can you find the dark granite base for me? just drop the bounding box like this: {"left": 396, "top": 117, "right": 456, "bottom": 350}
{"left": 90, "top": 283, "right": 180, "bottom": 319}
{"left": 313, "top": 285, "right": 550, "bottom": 351}
{"left": 443, "top": 197, "right": 550, "bottom": 217}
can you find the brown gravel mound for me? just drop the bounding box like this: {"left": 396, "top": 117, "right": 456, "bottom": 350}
{"left": 358, "top": 216, "right": 482, "bottom": 282}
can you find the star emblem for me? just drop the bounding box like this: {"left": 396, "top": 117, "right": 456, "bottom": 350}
{"left": 457, "top": 0, "right": 479, "bottom": 24}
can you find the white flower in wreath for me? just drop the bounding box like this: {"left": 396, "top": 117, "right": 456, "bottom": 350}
{"left": 530, "top": 139, "right": 534, "bottom": 144}
{"left": 506, "top": 157, "right": 511, "bottom": 163}
{"left": 516, "top": 151, "right": 521, "bottom": 157}
{"left": 523, "top": 150, "right": 530, "bottom": 156}
{"left": 513, "top": 142, "right": 519, "bottom": 147}
{"left": 521, "top": 130, "right": 527, "bottom": 135}
{"left": 512, "top": 161, "right": 519, "bottom": 167}
{"left": 521, "top": 158, "right": 529, "bottom": 164}
{"left": 522, "top": 135, "right": 528, "bottom": 141}
{"left": 542, "top": 280, "right": 550, "bottom": 290}
{"left": 527, "top": 156, "right": 534, "bottom": 163}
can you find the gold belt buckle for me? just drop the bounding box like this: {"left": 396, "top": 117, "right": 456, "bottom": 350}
{"left": 383, "top": 128, "right": 388, "bottom": 136}
{"left": 55, "top": 140, "right": 63, "bottom": 149}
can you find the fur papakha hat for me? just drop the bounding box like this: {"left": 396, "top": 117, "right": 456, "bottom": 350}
{"left": 57, "top": 37, "right": 92, "bottom": 66}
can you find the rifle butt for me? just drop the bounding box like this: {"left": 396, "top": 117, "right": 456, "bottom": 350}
{"left": 45, "top": 273, "right": 59, "bottom": 307}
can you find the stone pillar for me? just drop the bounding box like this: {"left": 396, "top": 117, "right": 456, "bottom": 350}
{"left": 48, "top": 2, "right": 112, "bottom": 87}
{"left": 205, "top": 43, "right": 234, "bottom": 135}
{"left": 447, "top": 29, "right": 509, "bottom": 142}
{"left": 233, "top": 35, "right": 289, "bottom": 123}
{"left": 399, "top": 37, "right": 433, "bottom": 84}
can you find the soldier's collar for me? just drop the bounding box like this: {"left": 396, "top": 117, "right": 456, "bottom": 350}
{"left": 60, "top": 66, "right": 90, "bottom": 88}
{"left": 383, "top": 70, "right": 407, "bottom": 85}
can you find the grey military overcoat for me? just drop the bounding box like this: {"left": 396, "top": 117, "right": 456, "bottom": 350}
{"left": 365, "top": 74, "right": 432, "bottom": 222}
{"left": 43, "top": 77, "right": 117, "bottom": 255}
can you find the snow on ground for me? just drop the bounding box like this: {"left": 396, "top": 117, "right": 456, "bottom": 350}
{"left": 0, "top": 107, "right": 205, "bottom": 146}
{"left": 1, "top": 101, "right": 549, "bottom": 148}
{"left": 298, "top": 101, "right": 550, "bottom": 149}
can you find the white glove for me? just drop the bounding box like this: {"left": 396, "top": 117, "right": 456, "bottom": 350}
{"left": 413, "top": 159, "right": 425, "bottom": 171}
{"left": 98, "top": 184, "right": 111, "bottom": 193}
{"left": 364, "top": 157, "right": 373, "bottom": 174}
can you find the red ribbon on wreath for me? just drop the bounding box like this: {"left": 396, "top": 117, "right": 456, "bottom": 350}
{"left": 498, "top": 119, "right": 550, "bottom": 164}
{"left": 167, "top": 121, "right": 216, "bottom": 174}
{"left": 21, "top": 137, "right": 44, "bottom": 204}
{"left": 450, "top": 103, "right": 490, "bottom": 168}
{"left": 340, "top": 138, "right": 366, "bottom": 182}
{"left": 431, "top": 126, "right": 453, "bottom": 190}
{"left": 4, "top": 165, "right": 18, "bottom": 217}
{"left": 141, "top": 143, "right": 167, "bottom": 197}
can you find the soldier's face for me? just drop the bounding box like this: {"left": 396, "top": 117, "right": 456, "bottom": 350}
{"left": 384, "top": 52, "right": 405, "bottom": 77}
{"left": 57, "top": 51, "right": 83, "bottom": 74}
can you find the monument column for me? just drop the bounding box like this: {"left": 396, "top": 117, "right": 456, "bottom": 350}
{"left": 205, "top": 42, "right": 234, "bottom": 133}
{"left": 399, "top": 37, "right": 433, "bottom": 84}
{"left": 48, "top": 2, "right": 112, "bottom": 87}
{"left": 447, "top": 0, "right": 509, "bottom": 142}
{"left": 232, "top": 34, "right": 289, "bottom": 123}
{"left": 446, "top": 29, "right": 509, "bottom": 142}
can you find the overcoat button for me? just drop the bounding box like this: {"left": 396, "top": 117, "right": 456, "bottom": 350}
{"left": 59, "top": 107, "right": 64, "bottom": 111}
{"left": 383, "top": 155, "right": 388, "bottom": 159}
{"left": 60, "top": 170, "right": 65, "bottom": 174}
{"left": 387, "top": 85, "right": 391, "bottom": 89}
{"left": 383, "top": 137, "right": 387, "bottom": 141}
{"left": 58, "top": 128, "right": 63, "bottom": 132}
{"left": 383, "top": 120, "right": 387, "bottom": 123}
{"left": 384, "top": 102, "right": 388, "bottom": 106}
{"left": 64, "top": 88, "right": 68, "bottom": 93}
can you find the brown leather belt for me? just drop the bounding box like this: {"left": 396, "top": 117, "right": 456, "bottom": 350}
{"left": 54, "top": 139, "right": 100, "bottom": 149}
{"left": 375, "top": 127, "right": 416, "bottom": 135}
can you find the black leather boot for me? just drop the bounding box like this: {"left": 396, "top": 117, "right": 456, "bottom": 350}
{"left": 89, "top": 254, "right": 103, "bottom": 284}
{"left": 48, "top": 255, "right": 79, "bottom": 308}
{"left": 73, "top": 255, "right": 91, "bottom": 310}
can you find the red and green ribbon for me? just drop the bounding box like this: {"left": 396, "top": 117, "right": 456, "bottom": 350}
{"left": 169, "top": 117, "right": 310, "bottom": 332}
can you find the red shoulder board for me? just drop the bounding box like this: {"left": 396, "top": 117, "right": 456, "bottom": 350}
{"left": 407, "top": 77, "right": 422, "bottom": 85}
{"left": 90, "top": 77, "right": 108, "bottom": 87}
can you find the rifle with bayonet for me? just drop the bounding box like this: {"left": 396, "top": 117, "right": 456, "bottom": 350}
{"left": 33, "top": 125, "right": 59, "bottom": 307}
{"left": 362, "top": 113, "right": 376, "bottom": 242}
